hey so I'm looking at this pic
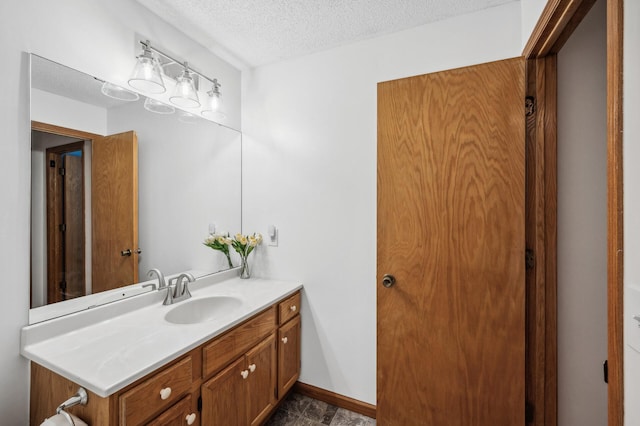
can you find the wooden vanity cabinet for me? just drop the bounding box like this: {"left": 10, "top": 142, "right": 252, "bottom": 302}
{"left": 277, "top": 292, "right": 301, "bottom": 398}
{"left": 29, "top": 291, "right": 301, "bottom": 426}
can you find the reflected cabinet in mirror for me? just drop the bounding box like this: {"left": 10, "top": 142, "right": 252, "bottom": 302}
{"left": 30, "top": 54, "right": 242, "bottom": 321}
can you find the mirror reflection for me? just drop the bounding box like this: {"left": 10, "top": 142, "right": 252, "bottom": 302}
{"left": 30, "top": 55, "right": 242, "bottom": 317}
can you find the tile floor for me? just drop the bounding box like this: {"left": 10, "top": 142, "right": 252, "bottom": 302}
{"left": 265, "top": 392, "right": 376, "bottom": 426}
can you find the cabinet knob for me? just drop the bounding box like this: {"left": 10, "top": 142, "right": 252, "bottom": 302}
{"left": 185, "top": 413, "right": 196, "bottom": 425}
{"left": 240, "top": 370, "right": 249, "bottom": 379}
{"left": 290, "top": 305, "right": 297, "bottom": 312}
{"left": 281, "top": 337, "right": 288, "bottom": 344}
{"left": 248, "top": 363, "right": 256, "bottom": 373}
{"left": 159, "top": 387, "right": 172, "bottom": 400}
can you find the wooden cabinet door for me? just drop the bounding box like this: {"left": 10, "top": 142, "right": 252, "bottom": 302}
{"left": 246, "top": 334, "right": 277, "bottom": 426}
{"left": 201, "top": 357, "right": 247, "bottom": 426}
{"left": 91, "top": 130, "right": 138, "bottom": 293}
{"left": 147, "top": 395, "right": 195, "bottom": 426}
{"left": 278, "top": 315, "right": 300, "bottom": 398}
{"left": 377, "top": 57, "right": 526, "bottom": 425}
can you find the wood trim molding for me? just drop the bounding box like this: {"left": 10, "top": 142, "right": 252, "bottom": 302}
{"left": 31, "top": 121, "right": 103, "bottom": 140}
{"left": 523, "top": 0, "right": 597, "bottom": 58}
{"left": 293, "top": 382, "right": 376, "bottom": 419}
{"left": 525, "top": 55, "right": 558, "bottom": 426}
{"left": 607, "top": 0, "right": 624, "bottom": 424}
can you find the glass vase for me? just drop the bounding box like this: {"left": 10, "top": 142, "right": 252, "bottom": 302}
{"left": 239, "top": 255, "right": 251, "bottom": 279}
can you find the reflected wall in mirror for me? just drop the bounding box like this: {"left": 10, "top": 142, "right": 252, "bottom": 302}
{"left": 30, "top": 54, "right": 242, "bottom": 319}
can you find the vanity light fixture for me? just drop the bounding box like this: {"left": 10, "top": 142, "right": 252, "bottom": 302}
{"left": 169, "top": 62, "right": 200, "bottom": 108}
{"left": 101, "top": 81, "right": 140, "bottom": 101}
{"left": 202, "top": 79, "right": 225, "bottom": 119}
{"left": 128, "top": 40, "right": 166, "bottom": 94}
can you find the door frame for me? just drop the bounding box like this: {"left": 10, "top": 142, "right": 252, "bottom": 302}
{"left": 32, "top": 121, "right": 102, "bottom": 305}
{"left": 523, "top": 0, "right": 624, "bottom": 425}
{"left": 44, "top": 141, "right": 85, "bottom": 303}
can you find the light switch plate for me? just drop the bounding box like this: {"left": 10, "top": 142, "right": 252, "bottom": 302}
{"left": 208, "top": 223, "right": 216, "bottom": 234}
{"left": 268, "top": 225, "right": 278, "bottom": 247}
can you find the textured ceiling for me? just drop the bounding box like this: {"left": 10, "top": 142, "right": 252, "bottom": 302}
{"left": 136, "top": 0, "right": 517, "bottom": 68}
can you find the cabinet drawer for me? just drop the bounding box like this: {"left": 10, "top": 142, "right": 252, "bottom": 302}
{"left": 203, "top": 307, "right": 276, "bottom": 378}
{"left": 278, "top": 292, "right": 301, "bottom": 325}
{"left": 119, "top": 356, "right": 193, "bottom": 425}
{"left": 147, "top": 395, "right": 197, "bottom": 426}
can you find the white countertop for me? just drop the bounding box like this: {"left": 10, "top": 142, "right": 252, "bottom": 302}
{"left": 21, "top": 274, "right": 302, "bottom": 397}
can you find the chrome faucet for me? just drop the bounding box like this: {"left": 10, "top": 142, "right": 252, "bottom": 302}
{"left": 146, "top": 268, "right": 167, "bottom": 291}
{"left": 163, "top": 272, "right": 195, "bottom": 305}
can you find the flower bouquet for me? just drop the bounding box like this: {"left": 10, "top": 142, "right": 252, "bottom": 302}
{"left": 203, "top": 233, "right": 233, "bottom": 268}
{"left": 231, "top": 233, "right": 263, "bottom": 279}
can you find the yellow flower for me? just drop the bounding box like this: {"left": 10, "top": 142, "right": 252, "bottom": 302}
{"left": 235, "top": 233, "right": 244, "bottom": 241}
{"left": 239, "top": 235, "right": 248, "bottom": 245}
{"left": 255, "top": 233, "right": 263, "bottom": 244}
{"left": 249, "top": 236, "right": 257, "bottom": 247}
{"left": 217, "top": 236, "right": 227, "bottom": 244}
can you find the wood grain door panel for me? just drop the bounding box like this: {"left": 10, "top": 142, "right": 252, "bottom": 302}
{"left": 63, "top": 154, "right": 85, "bottom": 299}
{"left": 247, "top": 334, "right": 277, "bottom": 426}
{"left": 201, "top": 356, "right": 247, "bottom": 426}
{"left": 377, "top": 57, "right": 526, "bottom": 425}
{"left": 91, "top": 131, "right": 138, "bottom": 293}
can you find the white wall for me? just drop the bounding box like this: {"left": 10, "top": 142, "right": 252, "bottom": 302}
{"left": 241, "top": 3, "right": 522, "bottom": 405}
{"left": 556, "top": 1, "right": 608, "bottom": 424}
{"left": 0, "top": 0, "right": 240, "bottom": 421}
{"left": 521, "top": 0, "right": 548, "bottom": 50}
{"left": 624, "top": 0, "right": 640, "bottom": 424}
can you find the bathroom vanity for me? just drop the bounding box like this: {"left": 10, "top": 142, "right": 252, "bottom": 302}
{"left": 22, "top": 274, "right": 302, "bottom": 425}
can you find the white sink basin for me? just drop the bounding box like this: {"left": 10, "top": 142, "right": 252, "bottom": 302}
{"left": 164, "top": 296, "right": 243, "bottom": 325}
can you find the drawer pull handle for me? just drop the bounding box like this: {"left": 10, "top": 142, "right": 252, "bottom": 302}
{"left": 186, "top": 413, "right": 196, "bottom": 425}
{"left": 159, "top": 387, "right": 172, "bottom": 400}
{"left": 290, "top": 305, "right": 297, "bottom": 312}
{"left": 241, "top": 370, "right": 249, "bottom": 379}
{"left": 248, "top": 363, "right": 256, "bottom": 373}
{"left": 282, "top": 337, "right": 288, "bottom": 344}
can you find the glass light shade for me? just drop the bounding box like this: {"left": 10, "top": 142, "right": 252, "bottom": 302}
{"left": 144, "top": 97, "right": 175, "bottom": 114}
{"left": 202, "top": 83, "right": 223, "bottom": 118}
{"left": 128, "top": 49, "right": 166, "bottom": 94}
{"left": 169, "top": 69, "right": 200, "bottom": 108}
{"left": 101, "top": 82, "right": 139, "bottom": 101}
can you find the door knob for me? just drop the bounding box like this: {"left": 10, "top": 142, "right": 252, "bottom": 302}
{"left": 121, "top": 248, "right": 142, "bottom": 256}
{"left": 382, "top": 274, "right": 396, "bottom": 288}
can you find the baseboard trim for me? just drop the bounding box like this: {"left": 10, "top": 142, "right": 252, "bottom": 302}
{"left": 293, "top": 381, "right": 377, "bottom": 419}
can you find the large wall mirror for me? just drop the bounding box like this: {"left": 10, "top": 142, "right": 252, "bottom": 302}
{"left": 30, "top": 54, "right": 242, "bottom": 323}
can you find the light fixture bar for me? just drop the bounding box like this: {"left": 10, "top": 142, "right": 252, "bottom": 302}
{"left": 139, "top": 40, "right": 220, "bottom": 87}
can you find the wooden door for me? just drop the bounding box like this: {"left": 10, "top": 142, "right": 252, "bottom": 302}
{"left": 201, "top": 357, "right": 247, "bottom": 426}
{"left": 377, "top": 57, "right": 525, "bottom": 425}
{"left": 91, "top": 131, "right": 138, "bottom": 293}
{"left": 247, "top": 334, "right": 277, "bottom": 426}
{"left": 63, "top": 154, "right": 85, "bottom": 299}
{"left": 45, "top": 142, "right": 85, "bottom": 304}
{"left": 278, "top": 315, "right": 301, "bottom": 398}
